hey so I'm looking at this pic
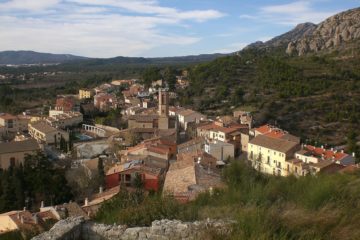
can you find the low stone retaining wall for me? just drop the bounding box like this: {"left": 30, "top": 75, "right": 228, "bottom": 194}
{"left": 32, "top": 217, "right": 234, "bottom": 240}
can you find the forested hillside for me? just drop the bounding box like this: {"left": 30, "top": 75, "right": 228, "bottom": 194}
{"left": 180, "top": 40, "right": 360, "bottom": 145}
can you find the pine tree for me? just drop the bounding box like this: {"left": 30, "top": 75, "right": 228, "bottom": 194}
{"left": 13, "top": 166, "right": 25, "bottom": 209}
{"left": 97, "top": 158, "right": 105, "bottom": 188}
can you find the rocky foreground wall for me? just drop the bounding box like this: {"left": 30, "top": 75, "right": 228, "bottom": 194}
{"left": 32, "top": 217, "right": 234, "bottom": 240}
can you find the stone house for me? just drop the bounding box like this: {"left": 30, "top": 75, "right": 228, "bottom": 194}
{"left": 0, "top": 139, "right": 40, "bottom": 170}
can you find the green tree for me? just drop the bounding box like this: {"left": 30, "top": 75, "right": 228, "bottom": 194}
{"left": 133, "top": 173, "right": 144, "bottom": 189}
{"left": 231, "top": 87, "right": 245, "bottom": 105}
{"left": 97, "top": 158, "right": 105, "bottom": 188}
{"left": 162, "top": 67, "right": 177, "bottom": 90}
{"left": 142, "top": 67, "right": 162, "bottom": 88}
{"left": 347, "top": 130, "right": 360, "bottom": 163}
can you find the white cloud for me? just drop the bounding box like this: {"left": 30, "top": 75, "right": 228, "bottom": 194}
{"left": 261, "top": 1, "right": 310, "bottom": 14}
{"left": 258, "top": 36, "right": 273, "bottom": 42}
{"left": 239, "top": 14, "right": 258, "bottom": 20}
{"left": 67, "top": 0, "right": 225, "bottom": 22}
{"left": 213, "top": 42, "right": 248, "bottom": 54}
{"left": 0, "top": 0, "right": 60, "bottom": 11}
{"left": 0, "top": 0, "right": 224, "bottom": 57}
{"left": 241, "top": 1, "right": 339, "bottom": 26}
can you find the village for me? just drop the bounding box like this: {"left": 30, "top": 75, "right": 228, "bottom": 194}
{"left": 0, "top": 73, "right": 358, "bottom": 236}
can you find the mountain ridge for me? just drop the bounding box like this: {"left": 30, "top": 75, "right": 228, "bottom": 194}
{"left": 242, "top": 7, "right": 360, "bottom": 56}
{"left": 0, "top": 50, "right": 227, "bottom": 66}
{"left": 0, "top": 50, "right": 88, "bottom": 65}
{"left": 286, "top": 7, "right": 360, "bottom": 55}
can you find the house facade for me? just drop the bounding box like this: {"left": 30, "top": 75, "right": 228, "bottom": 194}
{"left": 0, "top": 113, "right": 30, "bottom": 134}
{"left": 79, "top": 89, "right": 94, "bottom": 100}
{"left": 177, "top": 109, "right": 206, "bottom": 130}
{"left": 205, "top": 140, "right": 234, "bottom": 162}
{"left": 28, "top": 122, "right": 69, "bottom": 145}
{"left": 46, "top": 111, "right": 83, "bottom": 129}
{"left": 0, "top": 139, "right": 40, "bottom": 170}
{"left": 248, "top": 135, "right": 300, "bottom": 176}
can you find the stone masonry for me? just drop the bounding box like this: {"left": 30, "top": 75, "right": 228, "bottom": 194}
{"left": 32, "top": 217, "right": 234, "bottom": 240}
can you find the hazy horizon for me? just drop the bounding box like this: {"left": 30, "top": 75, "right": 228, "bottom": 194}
{"left": 0, "top": 0, "right": 358, "bottom": 58}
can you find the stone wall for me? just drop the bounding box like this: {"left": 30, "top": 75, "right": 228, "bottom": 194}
{"left": 32, "top": 217, "right": 233, "bottom": 240}
{"left": 32, "top": 217, "right": 84, "bottom": 240}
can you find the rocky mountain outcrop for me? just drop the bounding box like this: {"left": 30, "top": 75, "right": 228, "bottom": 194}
{"left": 286, "top": 7, "right": 360, "bottom": 55}
{"left": 244, "top": 22, "right": 316, "bottom": 50}
{"left": 32, "top": 217, "right": 234, "bottom": 240}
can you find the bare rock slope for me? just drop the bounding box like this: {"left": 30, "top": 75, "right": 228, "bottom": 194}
{"left": 286, "top": 7, "right": 360, "bottom": 55}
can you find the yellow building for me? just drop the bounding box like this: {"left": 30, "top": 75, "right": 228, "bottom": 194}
{"left": 28, "top": 121, "right": 69, "bottom": 145}
{"left": 248, "top": 135, "right": 300, "bottom": 176}
{"left": 0, "top": 113, "right": 30, "bottom": 134}
{"left": 79, "top": 89, "right": 94, "bottom": 100}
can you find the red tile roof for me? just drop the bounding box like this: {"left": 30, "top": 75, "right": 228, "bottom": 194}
{"left": 0, "top": 113, "right": 17, "bottom": 120}
{"left": 148, "top": 145, "right": 169, "bottom": 155}
{"left": 197, "top": 123, "right": 218, "bottom": 131}
{"left": 255, "top": 124, "right": 273, "bottom": 134}
{"left": 305, "top": 145, "right": 348, "bottom": 161}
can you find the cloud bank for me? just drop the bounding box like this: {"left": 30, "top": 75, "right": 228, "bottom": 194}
{"left": 0, "top": 0, "right": 225, "bottom": 57}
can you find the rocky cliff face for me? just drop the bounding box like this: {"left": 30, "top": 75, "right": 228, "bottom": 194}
{"left": 286, "top": 7, "right": 360, "bottom": 55}
{"left": 32, "top": 217, "right": 234, "bottom": 240}
{"left": 244, "top": 22, "right": 316, "bottom": 50}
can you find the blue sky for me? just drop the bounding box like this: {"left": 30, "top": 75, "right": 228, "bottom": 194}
{"left": 0, "top": 0, "right": 358, "bottom": 58}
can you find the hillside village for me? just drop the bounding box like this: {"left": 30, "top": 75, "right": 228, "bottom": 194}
{"left": 0, "top": 72, "right": 358, "bottom": 237}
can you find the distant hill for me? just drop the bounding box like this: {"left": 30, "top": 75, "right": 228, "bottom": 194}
{"left": 67, "top": 53, "right": 227, "bottom": 67}
{"left": 0, "top": 51, "right": 88, "bottom": 65}
{"left": 0, "top": 50, "right": 226, "bottom": 66}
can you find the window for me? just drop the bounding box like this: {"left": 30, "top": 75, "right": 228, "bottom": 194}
{"left": 125, "top": 174, "right": 131, "bottom": 182}
{"left": 7, "top": 120, "right": 14, "bottom": 128}
{"left": 267, "top": 156, "right": 270, "bottom": 164}
{"left": 10, "top": 157, "right": 15, "bottom": 167}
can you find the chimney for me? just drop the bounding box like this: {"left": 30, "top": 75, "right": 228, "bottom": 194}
{"left": 341, "top": 149, "right": 344, "bottom": 153}
{"left": 353, "top": 152, "right": 356, "bottom": 158}
{"left": 84, "top": 198, "right": 89, "bottom": 206}
{"left": 40, "top": 201, "right": 44, "bottom": 208}
{"left": 23, "top": 207, "right": 26, "bottom": 211}
{"left": 209, "top": 187, "right": 214, "bottom": 196}
{"left": 33, "top": 214, "right": 39, "bottom": 224}
{"left": 321, "top": 145, "right": 324, "bottom": 149}
{"left": 99, "top": 186, "right": 103, "bottom": 194}
{"left": 20, "top": 215, "right": 24, "bottom": 224}
{"left": 17, "top": 212, "right": 20, "bottom": 219}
